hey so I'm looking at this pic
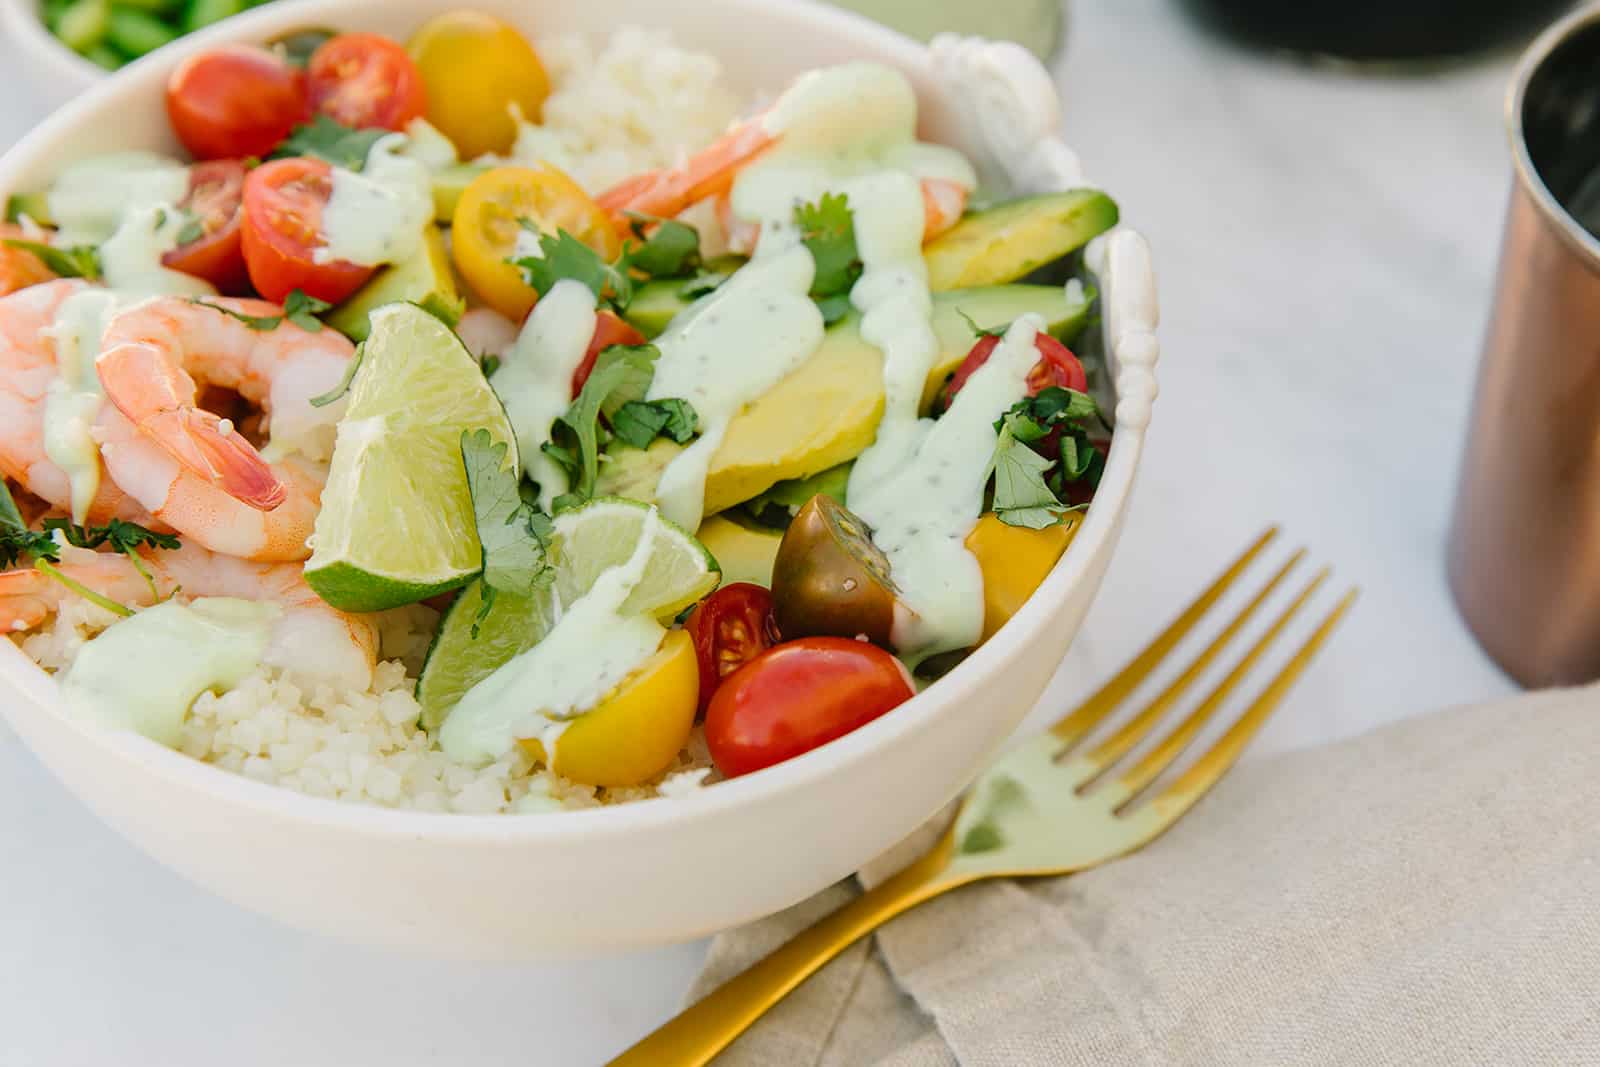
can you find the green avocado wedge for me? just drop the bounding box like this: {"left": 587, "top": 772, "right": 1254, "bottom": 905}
{"left": 923, "top": 189, "right": 1119, "bottom": 291}
{"left": 597, "top": 282, "right": 1093, "bottom": 514}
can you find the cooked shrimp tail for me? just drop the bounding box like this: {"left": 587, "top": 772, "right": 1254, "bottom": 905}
{"left": 96, "top": 340, "right": 288, "bottom": 511}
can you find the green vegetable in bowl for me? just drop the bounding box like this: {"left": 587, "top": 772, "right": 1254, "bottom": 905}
{"left": 39, "top": 0, "right": 276, "bottom": 71}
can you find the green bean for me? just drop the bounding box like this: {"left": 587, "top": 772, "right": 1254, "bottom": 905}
{"left": 108, "top": 0, "right": 183, "bottom": 16}
{"left": 83, "top": 42, "right": 126, "bottom": 70}
{"left": 54, "top": 0, "right": 110, "bottom": 52}
{"left": 107, "top": 8, "right": 177, "bottom": 56}
{"left": 181, "top": 0, "right": 244, "bottom": 34}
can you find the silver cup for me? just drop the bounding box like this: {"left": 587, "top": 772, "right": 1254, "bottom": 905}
{"left": 1450, "top": 3, "right": 1600, "bottom": 687}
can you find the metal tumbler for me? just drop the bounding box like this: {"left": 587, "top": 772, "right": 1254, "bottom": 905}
{"left": 1450, "top": 3, "right": 1600, "bottom": 687}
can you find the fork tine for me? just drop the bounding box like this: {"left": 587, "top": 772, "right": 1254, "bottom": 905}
{"left": 1135, "top": 587, "right": 1360, "bottom": 822}
{"left": 1103, "top": 567, "right": 1331, "bottom": 803}
{"left": 1050, "top": 526, "right": 1280, "bottom": 748}
{"left": 1076, "top": 549, "right": 1307, "bottom": 779}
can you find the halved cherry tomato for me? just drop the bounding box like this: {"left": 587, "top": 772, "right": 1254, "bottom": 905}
{"left": 306, "top": 33, "right": 428, "bottom": 132}
{"left": 166, "top": 45, "right": 308, "bottom": 161}
{"left": 519, "top": 629, "right": 699, "bottom": 787}
{"left": 451, "top": 166, "right": 623, "bottom": 321}
{"left": 407, "top": 11, "right": 550, "bottom": 158}
{"left": 162, "top": 160, "right": 249, "bottom": 294}
{"left": 572, "top": 311, "right": 646, "bottom": 395}
{"left": 705, "top": 637, "right": 914, "bottom": 778}
{"left": 942, "top": 330, "right": 1088, "bottom": 408}
{"left": 241, "top": 158, "right": 376, "bottom": 304}
{"left": 770, "top": 495, "right": 899, "bottom": 648}
{"left": 685, "top": 583, "right": 779, "bottom": 715}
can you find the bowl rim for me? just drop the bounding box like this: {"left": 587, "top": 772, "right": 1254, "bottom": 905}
{"left": 0, "top": 0, "right": 112, "bottom": 87}
{"left": 0, "top": 0, "right": 1156, "bottom": 844}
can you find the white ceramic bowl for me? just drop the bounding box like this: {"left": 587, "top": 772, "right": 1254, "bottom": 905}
{"left": 0, "top": 0, "right": 1159, "bottom": 958}
{"left": 0, "top": 0, "right": 109, "bottom": 111}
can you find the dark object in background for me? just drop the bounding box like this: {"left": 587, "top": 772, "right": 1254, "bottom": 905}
{"left": 1450, "top": 7, "right": 1600, "bottom": 687}
{"left": 1179, "top": 0, "right": 1574, "bottom": 59}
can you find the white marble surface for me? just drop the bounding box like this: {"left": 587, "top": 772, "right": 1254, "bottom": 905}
{"left": 0, "top": 1, "right": 1528, "bottom": 1063}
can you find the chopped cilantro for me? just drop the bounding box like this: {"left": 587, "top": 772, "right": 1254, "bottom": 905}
{"left": 985, "top": 386, "right": 1106, "bottom": 529}
{"left": 194, "top": 288, "right": 330, "bottom": 334}
{"left": 2, "top": 480, "right": 180, "bottom": 607}
{"left": 460, "top": 429, "right": 556, "bottom": 634}
{"left": 610, "top": 398, "right": 699, "bottom": 450}
{"left": 174, "top": 214, "right": 206, "bottom": 247}
{"left": 309, "top": 342, "right": 364, "bottom": 408}
{"left": 957, "top": 310, "right": 1009, "bottom": 339}
{"left": 680, "top": 267, "right": 733, "bottom": 299}
{"left": 480, "top": 353, "right": 502, "bottom": 379}
{"left": 3, "top": 239, "right": 101, "bottom": 281}
{"left": 620, "top": 214, "right": 703, "bottom": 279}
{"left": 510, "top": 227, "right": 633, "bottom": 312}
{"left": 541, "top": 344, "right": 661, "bottom": 510}
{"left": 796, "top": 192, "right": 862, "bottom": 313}
{"left": 269, "top": 115, "right": 388, "bottom": 171}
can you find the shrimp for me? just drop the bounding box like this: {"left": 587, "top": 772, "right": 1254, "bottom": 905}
{"left": 595, "top": 113, "right": 969, "bottom": 245}
{"left": 94, "top": 405, "right": 323, "bottom": 562}
{"left": 94, "top": 296, "right": 358, "bottom": 510}
{"left": 0, "top": 279, "right": 154, "bottom": 525}
{"left": 0, "top": 542, "right": 377, "bottom": 691}
{"left": 0, "top": 223, "right": 58, "bottom": 297}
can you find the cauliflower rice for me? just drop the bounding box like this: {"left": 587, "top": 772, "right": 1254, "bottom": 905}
{"left": 6, "top": 28, "right": 736, "bottom": 813}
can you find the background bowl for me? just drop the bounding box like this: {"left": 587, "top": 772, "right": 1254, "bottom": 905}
{"left": 0, "top": 0, "right": 1159, "bottom": 958}
{"left": 0, "top": 0, "right": 107, "bottom": 112}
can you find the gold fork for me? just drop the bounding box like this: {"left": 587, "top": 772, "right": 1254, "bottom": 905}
{"left": 613, "top": 527, "right": 1356, "bottom": 1066}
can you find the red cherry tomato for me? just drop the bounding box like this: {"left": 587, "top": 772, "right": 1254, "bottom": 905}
{"left": 307, "top": 34, "right": 428, "bottom": 131}
{"left": 572, "top": 310, "right": 647, "bottom": 396}
{"left": 165, "top": 45, "right": 308, "bottom": 161}
{"left": 705, "top": 637, "right": 914, "bottom": 778}
{"left": 162, "top": 160, "right": 249, "bottom": 294}
{"left": 943, "top": 331, "right": 1088, "bottom": 408}
{"left": 685, "top": 583, "right": 779, "bottom": 715}
{"left": 241, "top": 158, "right": 376, "bottom": 304}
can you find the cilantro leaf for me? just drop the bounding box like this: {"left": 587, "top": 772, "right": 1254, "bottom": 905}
{"left": 987, "top": 417, "right": 1073, "bottom": 530}
{"left": 1, "top": 480, "right": 180, "bottom": 601}
{"left": 460, "top": 429, "right": 556, "bottom": 635}
{"left": 510, "top": 227, "right": 633, "bottom": 312}
{"left": 621, "top": 214, "right": 703, "bottom": 279}
{"left": 269, "top": 115, "right": 388, "bottom": 171}
{"left": 283, "top": 289, "right": 331, "bottom": 331}
{"left": 543, "top": 344, "right": 662, "bottom": 509}
{"left": 611, "top": 398, "right": 699, "bottom": 450}
{"left": 0, "top": 480, "right": 56, "bottom": 569}
{"left": 814, "top": 293, "right": 853, "bottom": 325}
{"left": 191, "top": 299, "right": 284, "bottom": 331}
{"left": 309, "top": 343, "right": 364, "bottom": 408}
{"left": 174, "top": 215, "right": 206, "bottom": 247}
{"left": 957, "top": 309, "right": 1008, "bottom": 339}
{"left": 796, "top": 193, "right": 862, "bottom": 303}
{"left": 3, "top": 239, "right": 101, "bottom": 280}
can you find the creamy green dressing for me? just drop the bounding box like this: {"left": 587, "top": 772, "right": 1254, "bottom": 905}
{"left": 646, "top": 245, "right": 823, "bottom": 531}
{"left": 439, "top": 508, "right": 668, "bottom": 765}
{"left": 853, "top": 315, "right": 1045, "bottom": 660}
{"left": 39, "top": 288, "right": 127, "bottom": 522}
{"left": 45, "top": 151, "right": 189, "bottom": 245}
{"left": 62, "top": 598, "right": 277, "bottom": 747}
{"left": 99, "top": 203, "right": 218, "bottom": 298}
{"left": 317, "top": 133, "right": 434, "bottom": 267}
{"left": 490, "top": 278, "right": 598, "bottom": 512}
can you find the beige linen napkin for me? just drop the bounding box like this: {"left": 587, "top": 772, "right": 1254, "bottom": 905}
{"left": 688, "top": 689, "right": 1600, "bottom": 1064}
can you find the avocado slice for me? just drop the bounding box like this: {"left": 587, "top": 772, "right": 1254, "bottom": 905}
{"left": 431, "top": 162, "right": 489, "bottom": 224}
{"left": 923, "top": 190, "right": 1118, "bottom": 291}
{"left": 324, "top": 225, "right": 459, "bottom": 342}
{"left": 627, "top": 255, "right": 749, "bottom": 338}
{"left": 5, "top": 190, "right": 51, "bottom": 225}
{"left": 696, "top": 514, "right": 786, "bottom": 588}
{"left": 596, "top": 282, "right": 1092, "bottom": 514}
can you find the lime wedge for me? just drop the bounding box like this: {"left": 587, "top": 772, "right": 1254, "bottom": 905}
{"left": 306, "top": 303, "right": 517, "bottom": 612}
{"left": 415, "top": 497, "right": 719, "bottom": 729}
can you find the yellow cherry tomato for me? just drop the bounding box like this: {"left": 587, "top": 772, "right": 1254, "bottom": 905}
{"left": 965, "top": 512, "right": 1082, "bottom": 644}
{"left": 519, "top": 630, "right": 699, "bottom": 788}
{"left": 451, "top": 165, "right": 622, "bottom": 321}
{"left": 407, "top": 11, "right": 550, "bottom": 159}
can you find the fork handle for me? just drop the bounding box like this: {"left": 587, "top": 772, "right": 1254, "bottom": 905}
{"left": 609, "top": 836, "right": 961, "bottom": 1066}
